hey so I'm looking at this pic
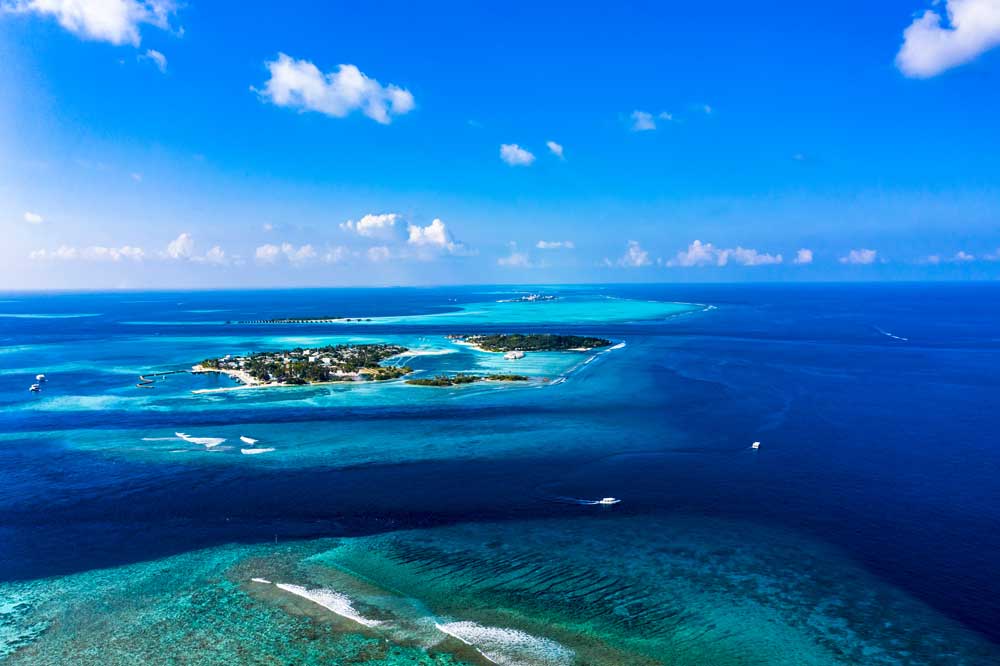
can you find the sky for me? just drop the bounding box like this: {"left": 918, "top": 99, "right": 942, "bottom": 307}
{"left": 2, "top": 0, "right": 1000, "bottom": 289}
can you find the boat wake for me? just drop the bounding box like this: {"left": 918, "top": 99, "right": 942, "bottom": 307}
{"left": 874, "top": 326, "right": 908, "bottom": 342}
{"left": 241, "top": 448, "right": 275, "bottom": 455}
{"left": 175, "top": 432, "right": 226, "bottom": 448}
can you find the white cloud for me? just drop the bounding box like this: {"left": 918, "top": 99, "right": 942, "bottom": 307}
{"left": 536, "top": 240, "right": 574, "bottom": 250}
{"left": 406, "top": 218, "right": 467, "bottom": 254}
{"left": 667, "top": 240, "right": 717, "bottom": 267}
{"left": 254, "top": 242, "right": 315, "bottom": 265}
{"left": 702, "top": 104, "right": 713, "bottom": 114}
{"left": 340, "top": 212, "right": 401, "bottom": 240}
{"left": 130, "top": 172, "right": 143, "bottom": 182}
{"left": 839, "top": 248, "right": 878, "bottom": 265}
{"left": 500, "top": 143, "right": 535, "bottom": 166}
{"left": 23, "top": 211, "right": 43, "bottom": 224}
{"left": 367, "top": 245, "right": 390, "bottom": 262}
{"left": 5, "top": 0, "right": 177, "bottom": 46}
{"left": 794, "top": 248, "right": 814, "bottom": 264}
{"left": 658, "top": 111, "right": 673, "bottom": 121}
{"left": 140, "top": 48, "right": 166, "bottom": 73}
{"left": 200, "top": 245, "right": 227, "bottom": 265}
{"left": 954, "top": 250, "right": 976, "bottom": 262}
{"left": 323, "top": 245, "right": 350, "bottom": 263}
{"left": 630, "top": 110, "right": 656, "bottom": 131}
{"left": 255, "top": 53, "right": 414, "bottom": 124}
{"left": 718, "top": 247, "right": 783, "bottom": 266}
{"left": 165, "top": 232, "right": 194, "bottom": 260}
{"left": 497, "top": 243, "right": 532, "bottom": 268}
{"left": 545, "top": 140, "right": 564, "bottom": 158}
{"left": 30, "top": 244, "right": 144, "bottom": 262}
{"left": 613, "top": 240, "right": 652, "bottom": 267}
{"left": 897, "top": 0, "right": 1000, "bottom": 78}
{"left": 667, "top": 240, "right": 783, "bottom": 267}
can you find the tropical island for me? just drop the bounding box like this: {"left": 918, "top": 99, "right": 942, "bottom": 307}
{"left": 496, "top": 293, "right": 559, "bottom": 303}
{"left": 406, "top": 373, "right": 530, "bottom": 387}
{"left": 450, "top": 333, "right": 613, "bottom": 353}
{"left": 193, "top": 343, "right": 411, "bottom": 387}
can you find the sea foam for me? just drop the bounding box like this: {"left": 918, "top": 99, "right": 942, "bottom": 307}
{"left": 274, "top": 583, "right": 381, "bottom": 628}
{"left": 435, "top": 621, "right": 573, "bottom": 666}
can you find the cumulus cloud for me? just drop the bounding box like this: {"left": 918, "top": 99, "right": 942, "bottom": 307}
{"left": 23, "top": 211, "right": 43, "bottom": 224}
{"left": 667, "top": 240, "right": 783, "bottom": 267}
{"left": 340, "top": 212, "right": 402, "bottom": 240}
{"left": 896, "top": 0, "right": 1000, "bottom": 78}
{"left": 406, "top": 218, "right": 467, "bottom": 255}
{"left": 323, "top": 245, "right": 350, "bottom": 263}
{"left": 609, "top": 240, "right": 652, "bottom": 267}
{"left": 140, "top": 48, "right": 167, "bottom": 73}
{"left": 367, "top": 245, "right": 390, "bottom": 262}
{"left": 200, "top": 245, "right": 227, "bottom": 265}
{"left": 794, "top": 248, "right": 814, "bottom": 264}
{"left": 165, "top": 232, "right": 194, "bottom": 260}
{"left": 497, "top": 243, "right": 532, "bottom": 268}
{"left": 954, "top": 250, "right": 976, "bottom": 262}
{"left": 255, "top": 53, "right": 415, "bottom": 124}
{"left": 255, "top": 242, "right": 316, "bottom": 265}
{"left": 546, "top": 140, "right": 564, "bottom": 158}
{"left": 630, "top": 110, "right": 656, "bottom": 131}
{"left": 500, "top": 143, "right": 535, "bottom": 166}
{"left": 536, "top": 240, "right": 574, "bottom": 250}
{"left": 839, "top": 248, "right": 878, "bottom": 265}
{"left": 30, "top": 244, "right": 144, "bottom": 262}
{"left": 4, "top": 0, "right": 177, "bottom": 46}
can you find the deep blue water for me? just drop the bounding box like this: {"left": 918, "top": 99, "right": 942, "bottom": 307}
{"left": 1, "top": 283, "right": 999, "bottom": 653}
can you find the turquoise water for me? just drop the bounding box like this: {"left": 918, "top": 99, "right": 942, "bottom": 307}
{"left": 3, "top": 285, "right": 1000, "bottom": 664}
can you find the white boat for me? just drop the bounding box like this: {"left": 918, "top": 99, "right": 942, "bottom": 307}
{"left": 504, "top": 351, "right": 525, "bottom": 360}
{"left": 239, "top": 436, "right": 259, "bottom": 445}
{"left": 29, "top": 383, "right": 40, "bottom": 392}
{"left": 751, "top": 441, "right": 761, "bottom": 450}
{"left": 597, "top": 497, "right": 620, "bottom": 505}
{"left": 36, "top": 374, "right": 46, "bottom": 382}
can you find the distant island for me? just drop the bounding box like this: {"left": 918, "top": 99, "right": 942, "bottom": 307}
{"left": 451, "top": 333, "right": 612, "bottom": 353}
{"left": 226, "top": 317, "right": 373, "bottom": 324}
{"left": 496, "top": 293, "right": 558, "bottom": 303}
{"left": 194, "top": 343, "right": 410, "bottom": 388}
{"left": 406, "top": 373, "right": 530, "bottom": 387}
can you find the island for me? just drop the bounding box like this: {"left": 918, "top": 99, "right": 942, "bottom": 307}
{"left": 193, "top": 343, "right": 411, "bottom": 388}
{"left": 406, "top": 373, "right": 530, "bottom": 387}
{"left": 450, "top": 334, "right": 613, "bottom": 353}
{"left": 227, "top": 317, "right": 374, "bottom": 324}
{"left": 496, "top": 293, "right": 558, "bottom": 303}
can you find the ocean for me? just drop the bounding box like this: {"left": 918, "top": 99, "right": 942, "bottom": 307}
{"left": 1, "top": 283, "right": 998, "bottom": 665}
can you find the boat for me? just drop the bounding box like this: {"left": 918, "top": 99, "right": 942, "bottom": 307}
{"left": 239, "top": 436, "right": 259, "bottom": 445}
{"left": 751, "top": 441, "right": 761, "bottom": 450}
{"left": 504, "top": 350, "right": 525, "bottom": 360}
{"left": 36, "top": 374, "right": 46, "bottom": 382}
{"left": 597, "top": 497, "right": 620, "bottom": 505}
{"left": 29, "top": 383, "right": 40, "bottom": 392}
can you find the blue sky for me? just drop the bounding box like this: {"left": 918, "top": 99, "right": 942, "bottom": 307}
{"left": 3, "top": 0, "right": 1000, "bottom": 289}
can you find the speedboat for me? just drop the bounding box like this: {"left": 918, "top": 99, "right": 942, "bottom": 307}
{"left": 239, "top": 436, "right": 259, "bottom": 445}
{"left": 597, "top": 497, "right": 620, "bottom": 505}
{"left": 751, "top": 441, "right": 761, "bottom": 450}
{"left": 29, "top": 383, "right": 40, "bottom": 392}
{"left": 36, "top": 374, "right": 46, "bottom": 382}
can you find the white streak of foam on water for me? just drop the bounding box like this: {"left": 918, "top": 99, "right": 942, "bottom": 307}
{"left": 434, "top": 621, "right": 573, "bottom": 666}
{"left": 274, "top": 583, "right": 381, "bottom": 627}
{"left": 250, "top": 578, "right": 272, "bottom": 584}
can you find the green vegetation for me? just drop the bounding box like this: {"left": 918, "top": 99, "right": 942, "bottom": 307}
{"left": 198, "top": 343, "right": 410, "bottom": 384}
{"left": 406, "top": 373, "right": 530, "bottom": 387}
{"left": 456, "top": 334, "right": 612, "bottom": 352}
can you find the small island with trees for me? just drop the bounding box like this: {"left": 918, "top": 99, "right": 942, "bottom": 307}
{"left": 194, "top": 343, "right": 410, "bottom": 388}
{"left": 450, "top": 333, "right": 613, "bottom": 353}
{"left": 406, "top": 373, "right": 530, "bottom": 387}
